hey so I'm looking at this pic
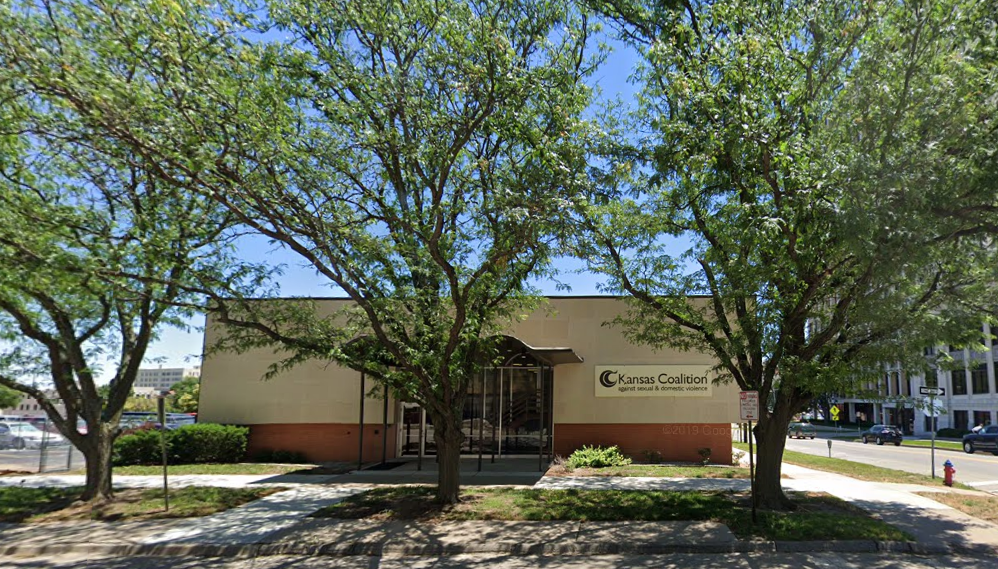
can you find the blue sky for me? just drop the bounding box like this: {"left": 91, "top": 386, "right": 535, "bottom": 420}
{"left": 135, "top": 35, "right": 646, "bottom": 377}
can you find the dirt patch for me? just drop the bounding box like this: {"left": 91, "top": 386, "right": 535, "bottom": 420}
{"left": 29, "top": 489, "right": 155, "bottom": 523}
{"left": 0, "top": 470, "right": 33, "bottom": 477}
{"left": 9, "top": 486, "right": 284, "bottom": 524}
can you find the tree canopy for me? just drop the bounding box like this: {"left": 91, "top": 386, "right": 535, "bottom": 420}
{"left": 0, "top": 385, "right": 20, "bottom": 410}
{"left": 0, "top": 0, "right": 604, "bottom": 503}
{"left": 580, "top": 0, "right": 997, "bottom": 508}
{"left": 0, "top": 0, "right": 260, "bottom": 499}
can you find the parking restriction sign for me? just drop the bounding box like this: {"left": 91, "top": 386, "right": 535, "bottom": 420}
{"left": 740, "top": 391, "right": 759, "bottom": 421}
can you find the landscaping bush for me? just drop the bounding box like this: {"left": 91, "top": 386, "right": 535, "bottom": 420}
{"left": 697, "top": 447, "right": 712, "bottom": 465}
{"left": 113, "top": 428, "right": 166, "bottom": 466}
{"left": 169, "top": 424, "right": 248, "bottom": 464}
{"left": 113, "top": 423, "right": 248, "bottom": 466}
{"left": 937, "top": 428, "right": 970, "bottom": 439}
{"left": 566, "top": 445, "right": 631, "bottom": 469}
{"left": 254, "top": 449, "right": 310, "bottom": 464}
{"left": 641, "top": 450, "right": 663, "bottom": 464}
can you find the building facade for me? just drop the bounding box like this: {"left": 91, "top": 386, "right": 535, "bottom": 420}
{"left": 833, "top": 322, "right": 998, "bottom": 436}
{"left": 0, "top": 389, "right": 67, "bottom": 418}
{"left": 199, "top": 297, "right": 740, "bottom": 464}
{"left": 134, "top": 366, "right": 201, "bottom": 393}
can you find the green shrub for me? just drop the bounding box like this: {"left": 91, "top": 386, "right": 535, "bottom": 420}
{"left": 254, "top": 449, "right": 310, "bottom": 464}
{"left": 169, "top": 424, "right": 248, "bottom": 464}
{"left": 113, "top": 423, "right": 248, "bottom": 467}
{"left": 697, "top": 447, "right": 712, "bottom": 465}
{"left": 113, "top": 429, "right": 166, "bottom": 466}
{"left": 640, "top": 450, "right": 663, "bottom": 464}
{"left": 937, "top": 427, "right": 970, "bottom": 438}
{"left": 566, "top": 445, "right": 631, "bottom": 469}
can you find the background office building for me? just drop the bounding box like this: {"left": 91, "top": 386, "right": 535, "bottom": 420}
{"left": 199, "top": 297, "right": 740, "bottom": 465}
{"left": 833, "top": 322, "right": 998, "bottom": 436}
{"left": 134, "top": 366, "right": 201, "bottom": 393}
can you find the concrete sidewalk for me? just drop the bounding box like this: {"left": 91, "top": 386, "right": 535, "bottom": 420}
{"left": 1, "top": 464, "right": 998, "bottom": 559}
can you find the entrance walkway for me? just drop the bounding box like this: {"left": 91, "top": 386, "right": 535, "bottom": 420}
{"left": 2, "top": 462, "right": 998, "bottom": 557}
{"left": 342, "top": 456, "right": 545, "bottom": 485}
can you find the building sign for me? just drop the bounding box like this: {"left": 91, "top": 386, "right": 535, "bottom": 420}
{"left": 595, "top": 366, "right": 713, "bottom": 398}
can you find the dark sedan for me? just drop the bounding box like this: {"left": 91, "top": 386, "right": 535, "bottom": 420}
{"left": 962, "top": 425, "right": 998, "bottom": 455}
{"left": 861, "top": 424, "right": 903, "bottom": 446}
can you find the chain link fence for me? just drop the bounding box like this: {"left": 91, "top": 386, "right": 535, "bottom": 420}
{"left": 0, "top": 417, "right": 85, "bottom": 474}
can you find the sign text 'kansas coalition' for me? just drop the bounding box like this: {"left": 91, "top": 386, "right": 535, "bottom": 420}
{"left": 595, "top": 366, "right": 713, "bottom": 397}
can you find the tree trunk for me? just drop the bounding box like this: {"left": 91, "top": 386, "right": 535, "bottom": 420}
{"left": 753, "top": 414, "right": 796, "bottom": 511}
{"left": 432, "top": 414, "right": 465, "bottom": 504}
{"left": 78, "top": 425, "right": 115, "bottom": 502}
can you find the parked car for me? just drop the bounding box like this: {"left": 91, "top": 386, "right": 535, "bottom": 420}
{"left": 962, "top": 425, "right": 998, "bottom": 455}
{"left": 0, "top": 423, "right": 16, "bottom": 449}
{"left": 7, "top": 423, "right": 65, "bottom": 449}
{"left": 787, "top": 422, "right": 817, "bottom": 439}
{"left": 861, "top": 424, "right": 903, "bottom": 446}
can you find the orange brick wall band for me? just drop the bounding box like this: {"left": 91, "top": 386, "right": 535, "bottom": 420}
{"left": 553, "top": 423, "right": 733, "bottom": 464}
{"left": 248, "top": 423, "right": 397, "bottom": 464}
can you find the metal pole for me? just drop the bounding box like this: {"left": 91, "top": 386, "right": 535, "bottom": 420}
{"left": 477, "top": 371, "right": 485, "bottom": 471}
{"left": 931, "top": 395, "right": 937, "bottom": 478}
{"left": 544, "top": 366, "right": 551, "bottom": 465}
{"left": 497, "top": 368, "right": 504, "bottom": 459}
{"left": 538, "top": 367, "right": 544, "bottom": 472}
{"left": 158, "top": 396, "right": 169, "bottom": 512}
{"left": 491, "top": 369, "right": 497, "bottom": 463}
{"left": 382, "top": 385, "right": 388, "bottom": 466}
{"left": 358, "top": 372, "right": 365, "bottom": 471}
{"left": 749, "top": 419, "right": 755, "bottom": 524}
{"left": 417, "top": 407, "right": 424, "bottom": 471}
{"left": 38, "top": 421, "right": 47, "bottom": 474}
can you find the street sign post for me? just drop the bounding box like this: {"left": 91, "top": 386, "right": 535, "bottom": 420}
{"left": 920, "top": 389, "right": 945, "bottom": 478}
{"left": 740, "top": 391, "right": 759, "bottom": 421}
{"left": 739, "top": 391, "right": 759, "bottom": 523}
{"left": 830, "top": 405, "right": 840, "bottom": 428}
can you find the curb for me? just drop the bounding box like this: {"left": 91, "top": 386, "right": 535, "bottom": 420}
{"left": 2, "top": 540, "right": 997, "bottom": 559}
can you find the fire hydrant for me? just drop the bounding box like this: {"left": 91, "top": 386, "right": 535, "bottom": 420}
{"left": 943, "top": 460, "right": 956, "bottom": 487}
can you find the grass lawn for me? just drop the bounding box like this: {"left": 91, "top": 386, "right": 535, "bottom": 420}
{"left": 898, "top": 440, "right": 964, "bottom": 451}
{"left": 0, "top": 485, "right": 284, "bottom": 523}
{"left": 915, "top": 491, "right": 998, "bottom": 524}
{"left": 110, "top": 463, "right": 327, "bottom": 476}
{"left": 547, "top": 464, "right": 749, "bottom": 478}
{"left": 733, "top": 442, "right": 973, "bottom": 489}
{"left": 825, "top": 437, "right": 963, "bottom": 452}
{"left": 314, "top": 486, "right": 909, "bottom": 541}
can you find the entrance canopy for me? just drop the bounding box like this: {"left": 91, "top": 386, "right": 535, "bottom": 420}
{"left": 495, "top": 335, "right": 583, "bottom": 367}
{"left": 343, "top": 334, "right": 583, "bottom": 370}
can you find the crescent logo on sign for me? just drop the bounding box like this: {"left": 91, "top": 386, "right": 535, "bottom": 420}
{"left": 599, "top": 370, "right": 617, "bottom": 388}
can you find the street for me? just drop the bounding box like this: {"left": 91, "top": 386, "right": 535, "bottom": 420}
{"left": 784, "top": 433, "right": 998, "bottom": 492}
{"left": 0, "top": 553, "right": 994, "bottom": 569}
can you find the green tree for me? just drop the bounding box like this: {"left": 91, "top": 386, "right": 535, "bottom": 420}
{"left": 123, "top": 397, "right": 157, "bottom": 413}
{"left": 581, "top": 0, "right": 995, "bottom": 509}
{"left": 0, "top": 385, "right": 20, "bottom": 410}
{"left": 169, "top": 376, "right": 200, "bottom": 414}
{"left": 0, "top": 21, "right": 258, "bottom": 498}
{"left": 0, "top": 0, "right": 601, "bottom": 503}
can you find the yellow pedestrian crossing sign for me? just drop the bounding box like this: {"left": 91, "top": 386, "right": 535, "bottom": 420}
{"left": 830, "top": 406, "right": 840, "bottom": 420}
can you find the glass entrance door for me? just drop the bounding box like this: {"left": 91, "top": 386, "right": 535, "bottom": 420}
{"left": 399, "top": 365, "right": 551, "bottom": 457}
{"left": 500, "top": 367, "right": 544, "bottom": 454}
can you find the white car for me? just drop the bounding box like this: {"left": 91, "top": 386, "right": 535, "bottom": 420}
{"left": 6, "top": 423, "right": 66, "bottom": 449}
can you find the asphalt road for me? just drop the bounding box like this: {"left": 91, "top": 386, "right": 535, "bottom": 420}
{"left": 0, "top": 445, "right": 84, "bottom": 474}
{"left": 785, "top": 432, "right": 998, "bottom": 492}
{"left": 0, "top": 553, "right": 993, "bottom": 569}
